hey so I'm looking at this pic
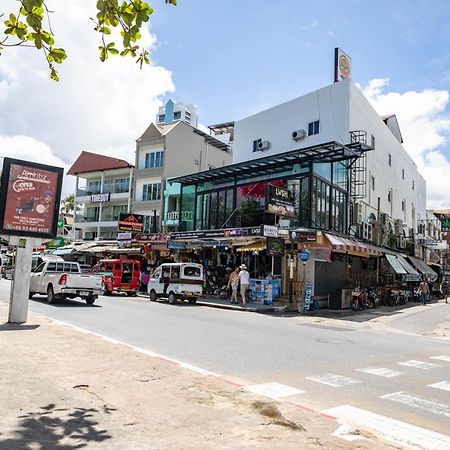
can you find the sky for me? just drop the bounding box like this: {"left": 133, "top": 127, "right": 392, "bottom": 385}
{"left": 1, "top": 0, "right": 450, "bottom": 207}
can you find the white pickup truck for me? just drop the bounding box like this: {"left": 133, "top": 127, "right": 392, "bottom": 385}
{"left": 29, "top": 259, "right": 103, "bottom": 305}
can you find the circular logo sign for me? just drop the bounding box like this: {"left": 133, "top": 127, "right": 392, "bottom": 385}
{"left": 339, "top": 55, "right": 350, "bottom": 79}
{"left": 299, "top": 250, "right": 310, "bottom": 262}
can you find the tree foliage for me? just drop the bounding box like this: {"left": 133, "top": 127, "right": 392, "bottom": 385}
{"left": 0, "top": 0, "right": 177, "bottom": 81}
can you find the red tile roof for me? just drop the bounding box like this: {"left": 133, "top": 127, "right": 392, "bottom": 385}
{"left": 67, "top": 151, "right": 133, "bottom": 175}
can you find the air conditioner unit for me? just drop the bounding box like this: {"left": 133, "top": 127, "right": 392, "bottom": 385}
{"left": 395, "top": 219, "right": 405, "bottom": 234}
{"left": 292, "top": 129, "right": 306, "bottom": 141}
{"left": 362, "top": 222, "right": 373, "bottom": 241}
{"left": 379, "top": 212, "right": 388, "bottom": 226}
{"left": 258, "top": 140, "right": 271, "bottom": 151}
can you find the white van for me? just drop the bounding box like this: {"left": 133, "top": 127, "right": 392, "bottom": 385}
{"left": 148, "top": 263, "right": 203, "bottom": 304}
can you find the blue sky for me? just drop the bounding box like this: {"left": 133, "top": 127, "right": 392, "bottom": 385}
{"left": 150, "top": 0, "right": 450, "bottom": 124}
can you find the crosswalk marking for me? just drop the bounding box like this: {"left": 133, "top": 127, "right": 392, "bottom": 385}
{"left": 324, "top": 405, "right": 450, "bottom": 449}
{"left": 380, "top": 392, "right": 450, "bottom": 418}
{"left": 428, "top": 381, "right": 450, "bottom": 392}
{"left": 398, "top": 360, "right": 442, "bottom": 370}
{"left": 430, "top": 355, "right": 450, "bottom": 362}
{"left": 306, "top": 374, "right": 361, "bottom": 387}
{"left": 356, "top": 367, "right": 403, "bottom": 378}
{"left": 245, "top": 382, "right": 305, "bottom": 400}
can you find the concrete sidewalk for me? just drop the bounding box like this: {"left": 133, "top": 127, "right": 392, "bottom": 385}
{"left": 0, "top": 302, "right": 396, "bottom": 449}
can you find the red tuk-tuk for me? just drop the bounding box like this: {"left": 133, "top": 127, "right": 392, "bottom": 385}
{"left": 93, "top": 259, "right": 140, "bottom": 296}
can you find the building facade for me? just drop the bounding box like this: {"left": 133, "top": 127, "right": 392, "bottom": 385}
{"left": 156, "top": 99, "right": 198, "bottom": 128}
{"left": 133, "top": 120, "right": 232, "bottom": 232}
{"left": 68, "top": 151, "right": 134, "bottom": 240}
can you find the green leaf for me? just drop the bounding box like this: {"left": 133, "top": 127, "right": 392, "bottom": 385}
{"left": 50, "top": 68, "right": 59, "bottom": 81}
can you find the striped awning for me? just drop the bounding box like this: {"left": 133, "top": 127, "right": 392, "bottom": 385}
{"left": 324, "top": 233, "right": 383, "bottom": 257}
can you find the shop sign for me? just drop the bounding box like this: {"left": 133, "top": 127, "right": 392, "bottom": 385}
{"left": 334, "top": 47, "right": 351, "bottom": 82}
{"left": 171, "top": 227, "right": 261, "bottom": 240}
{"left": 57, "top": 219, "right": 64, "bottom": 229}
{"left": 266, "top": 184, "right": 295, "bottom": 217}
{"left": 135, "top": 233, "right": 170, "bottom": 242}
{"left": 117, "top": 231, "right": 132, "bottom": 241}
{"left": 301, "top": 282, "right": 313, "bottom": 314}
{"left": 168, "top": 240, "right": 186, "bottom": 250}
{"left": 425, "top": 239, "right": 448, "bottom": 250}
{"left": 118, "top": 213, "right": 144, "bottom": 233}
{"left": 441, "top": 218, "right": 450, "bottom": 232}
{"left": 267, "top": 237, "right": 285, "bottom": 256}
{"left": 0, "top": 158, "right": 64, "bottom": 239}
{"left": 299, "top": 249, "right": 310, "bottom": 262}
{"left": 261, "top": 224, "right": 279, "bottom": 238}
{"left": 292, "top": 229, "right": 317, "bottom": 243}
{"left": 90, "top": 192, "right": 110, "bottom": 203}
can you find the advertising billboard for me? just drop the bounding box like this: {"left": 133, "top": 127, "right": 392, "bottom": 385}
{"left": 118, "top": 213, "right": 145, "bottom": 233}
{"left": 266, "top": 184, "right": 295, "bottom": 217}
{"left": 0, "top": 158, "right": 63, "bottom": 239}
{"left": 334, "top": 47, "right": 351, "bottom": 82}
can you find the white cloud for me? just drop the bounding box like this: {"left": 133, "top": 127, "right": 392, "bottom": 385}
{"left": 301, "top": 20, "right": 318, "bottom": 31}
{"left": 0, "top": 0, "right": 174, "bottom": 195}
{"left": 360, "top": 78, "right": 450, "bottom": 208}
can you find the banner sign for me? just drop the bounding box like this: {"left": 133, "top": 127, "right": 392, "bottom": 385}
{"left": 118, "top": 213, "right": 144, "bottom": 233}
{"left": 302, "top": 282, "right": 313, "bottom": 314}
{"left": 334, "top": 47, "right": 351, "bottom": 82}
{"left": 171, "top": 227, "right": 261, "bottom": 240}
{"left": 266, "top": 184, "right": 295, "bottom": 217}
{"left": 167, "top": 240, "right": 186, "bottom": 250}
{"left": 261, "top": 224, "right": 279, "bottom": 238}
{"left": 0, "top": 158, "right": 63, "bottom": 239}
{"left": 267, "top": 237, "right": 285, "bottom": 256}
{"left": 135, "top": 233, "right": 170, "bottom": 242}
{"left": 90, "top": 192, "right": 110, "bottom": 203}
{"left": 292, "top": 229, "right": 317, "bottom": 243}
{"left": 117, "top": 232, "right": 132, "bottom": 241}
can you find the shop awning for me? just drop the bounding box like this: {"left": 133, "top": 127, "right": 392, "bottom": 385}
{"left": 236, "top": 242, "right": 266, "bottom": 252}
{"left": 385, "top": 254, "right": 406, "bottom": 274}
{"left": 397, "top": 256, "right": 420, "bottom": 276}
{"left": 408, "top": 256, "right": 438, "bottom": 281}
{"left": 324, "top": 233, "right": 383, "bottom": 257}
{"left": 385, "top": 254, "right": 421, "bottom": 281}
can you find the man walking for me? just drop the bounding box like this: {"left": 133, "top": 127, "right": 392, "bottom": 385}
{"left": 419, "top": 279, "right": 430, "bottom": 306}
{"left": 239, "top": 264, "right": 250, "bottom": 306}
{"left": 440, "top": 277, "right": 449, "bottom": 304}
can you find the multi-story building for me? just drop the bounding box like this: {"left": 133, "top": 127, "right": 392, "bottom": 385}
{"left": 133, "top": 120, "right": 232, "bottom": 231}
{"left": 231, "top": 78, "right": 426, "bottom": 247}
{"left": 68, "top": 151, "right": 134, "bottom": 240}
{"left": 156, "top": 99, "right": 198, "bottom": 128}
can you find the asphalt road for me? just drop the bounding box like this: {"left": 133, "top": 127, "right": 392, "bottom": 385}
{"left": 2, "top": 281, "right": 450, "bottom": 444}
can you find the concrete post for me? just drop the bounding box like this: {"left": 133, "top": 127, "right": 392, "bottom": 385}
{"left": 128, "top": 167, "right": 133, "bottom": 213}
{"left": 98, "top": 171, "right": 104, "bottom": 238}
{"left": 8, "top": 237, "right": 34, "bottom": 323}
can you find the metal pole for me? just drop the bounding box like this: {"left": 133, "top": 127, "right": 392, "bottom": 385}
{"left": 289, "top": 231, "right": 296, "bottom": 303}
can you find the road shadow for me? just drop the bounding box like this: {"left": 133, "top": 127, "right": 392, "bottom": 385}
{"left": 0, "top": 403, "right": 112, "bottom": 449}
{"left": 31, "top": 296, "right": 101, "bottom": 308}
{"left": 0, "top": 323, "right": 40, "bottom": 331}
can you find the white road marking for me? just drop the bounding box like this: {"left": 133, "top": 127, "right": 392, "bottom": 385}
{"left": 398, "top": 360, "right": 442, "bottom": 370}
{"left": 428, "top": 381, "right": 450, "bottom": 392}
{"left": 380, "top": 392, "right": 450, "bottom": 418}
{"left": 305, "top": 374, "right": 361, "bottom": 387}
{"left": 245, "top": 382, "right": 305, "bottom": 400}
{"left": 430, "top": 355, "right": 450, "bottom": 362}
{"left": 356, "top": 367, "right": 403, "bottom": 378}
{"left": 323, "top": 405, "right": 450, "bottom": 450}
{"left": 332, "top": 422, "right": 367, "bottom": 442}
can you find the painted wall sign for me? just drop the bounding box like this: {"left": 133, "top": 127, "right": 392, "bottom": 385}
{"left": 334, "top": 47, "right": 351, "bottom": 82}
{"left": 90, "top": 192, "right": 110, "bottom": 203}
{"left": 0, "top": 158, "right": 63, "bottom": 239}
{"left": 267, "top": 237, "right": 285, "bottom": 256}
{"left": 266, "top": 184, "right": 295, "bottom": 217}
{"left": 118, "top": 213, "right": 144, "bottom": 233}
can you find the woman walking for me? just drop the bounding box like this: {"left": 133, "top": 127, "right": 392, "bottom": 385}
{"left": 228, "top": 267, "right": 240, "bottom": 304}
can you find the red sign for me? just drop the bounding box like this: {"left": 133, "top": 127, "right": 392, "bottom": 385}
{"left": 118, "top": 213, "right": 145, "bottom": 233}
{"left": 0, "top": 158, "right": 63, "bottom": 238}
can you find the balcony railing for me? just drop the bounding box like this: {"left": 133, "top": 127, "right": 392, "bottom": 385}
{"left": 77, "top": 181, "right": 130, "bottom": 197}
{"left": 75, "top": 214, "right": 119, "bottom": 223}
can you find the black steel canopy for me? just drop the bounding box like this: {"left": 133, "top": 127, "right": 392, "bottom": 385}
{"left": 171, "top": 140, "right": 372, "bottom": 185}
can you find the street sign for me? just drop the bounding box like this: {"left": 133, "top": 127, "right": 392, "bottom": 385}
{"left": 117, "top": 232, "right": 132, "bottom": 240}
{"left": 441, "top": 218, "right": 450, "bottom": 232}
{"left": 57, "top": 219, "right": 64, "bottom": 229}
{"left": 299, "top": 249, "right": 310, "bottom": 262}
{"left": 302, "top": 282, "right": 313, "bottom": 314}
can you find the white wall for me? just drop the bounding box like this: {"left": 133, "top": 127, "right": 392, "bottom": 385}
{"left": 137, "top": 143, "right": 164, "bottom": 170}
{"left": 233, "top": 80, "right": 350, "bottom": 163}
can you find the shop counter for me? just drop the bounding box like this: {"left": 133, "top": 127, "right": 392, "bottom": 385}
{"left": 249, "top": 278, "right": 281, "bottom": 305}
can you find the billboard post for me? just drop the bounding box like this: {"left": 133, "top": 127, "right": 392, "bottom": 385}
{"left": 0, "top": 158, "right": 63, "bottom": 323}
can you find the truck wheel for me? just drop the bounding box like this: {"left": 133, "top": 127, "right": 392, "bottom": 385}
{"left": 29, "top": 292, "right": 34, "bottom": 299}
{"left": 168, "top": 292, "right": 177, "bottom": 305}
{"left": 86, "top": 296, "right": 96, "bottom": 305}
{"left": 47, "top": 285, "right": 56, "bottom": 304}
{"left": 150, "top": 290, "right": 157, "bottom": 302}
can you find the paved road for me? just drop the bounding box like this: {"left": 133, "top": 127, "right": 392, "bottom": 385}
{"left": 2, "top": 281, "right": 450, "bottom": 446}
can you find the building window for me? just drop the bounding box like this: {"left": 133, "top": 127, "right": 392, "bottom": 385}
{"left": 388, "top": 154, "right": 392, "bottom": 166}
{"left": 371, "top": 175, "right": 375, "bottom": 190}
{"left": 402, "top": 168, "right": 405, "bottom": 179}
{"left": 252, "top": 139, "right": 262, "bottom": 152}
{"left": 143, "top": 183, "right": 161, "bottom": 201}
{"left": 112, "top": 205, "right": 128, "bottom": 220}
{"left": 158, "top": 114, "right": 165, "bottom": 123}
{"left": 371, "top": 135, "right": 375, "bottom": 149}
{"left": 402, "top": 200, "right": 405, "bottom": 211}
{"left": 308, "top": 120, "right": 320, "bottom": 136}
{"left": 114, "top": 178, "right": 130, "bottom": 193}
{"left": 87, "top": 180, "right": 101, "bottom": 194}
{"left": 412, "top": 180, "right": 415, "bottom": 190}
{"left": 174, "top": 111, "right": 181, "bottom": 120}
{"left": 387, "top": 190, "right": 392, "bottom": 203}
{"left": 145, "top": 151, "right": 164, "bottom": 169}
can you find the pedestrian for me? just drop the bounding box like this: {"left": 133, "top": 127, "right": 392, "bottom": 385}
{"left": 440, "top": 277, "right": 449, "bottom": 304}
{"left": 418, "top": 279, "right": 430, "bottom": 306}
{"left": 239, "top": 264, "right": 250, "bottom": 306}
{"left": 227, "top": 267, "right": 240, "bottom": 304}
{"left": 162, "top": 267, "right": 170, "bottom": 294}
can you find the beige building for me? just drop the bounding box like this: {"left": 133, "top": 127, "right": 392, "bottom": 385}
{"left": 133, "top": 121, "right": 232, "bottom": 231}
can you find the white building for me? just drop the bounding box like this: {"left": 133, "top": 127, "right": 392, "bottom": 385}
{"left": 156, "top": 99, "right": 198, "bottom": 128}
{"left": 231, "top": 79, "right": 426, "bottom": 240}
{"left": 68, "top": 151, "right": 134, "bottom": 240}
